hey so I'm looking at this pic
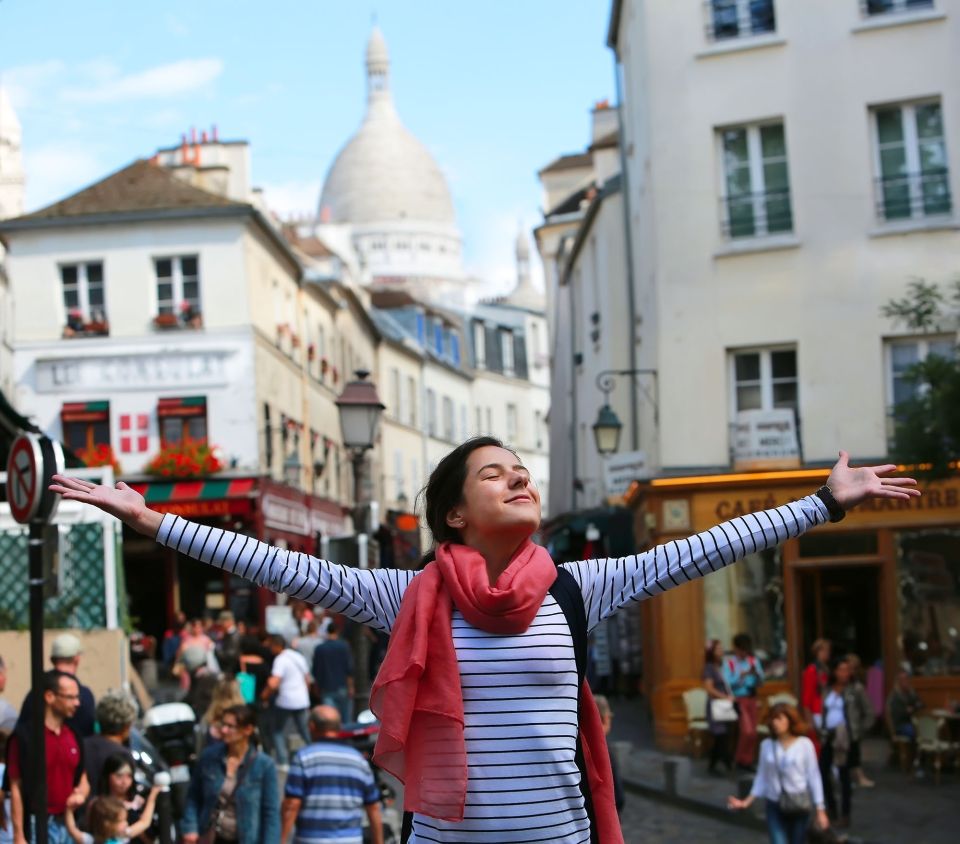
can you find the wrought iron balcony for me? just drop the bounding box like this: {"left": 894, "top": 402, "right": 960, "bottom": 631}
{"left": 719, "top": 189, "right": 793, "bottom": 239}
{"left": 875, "top": 170, "right": 952, "bottom": 222}
{"left": 704, "top": 0, "right": 776, "bottom": 42}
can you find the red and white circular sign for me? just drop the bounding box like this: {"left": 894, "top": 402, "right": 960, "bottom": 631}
{"left": 6, "top": 434, "right": 43, "bottom": 524}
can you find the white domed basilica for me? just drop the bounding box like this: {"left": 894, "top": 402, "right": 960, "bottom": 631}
{"left": 316, "top": 28, "right": 468, "bottom": 303}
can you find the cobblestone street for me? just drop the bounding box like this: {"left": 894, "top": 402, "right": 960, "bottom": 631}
{"left": 621, "top": 791, "right": 764, "bottom": 844}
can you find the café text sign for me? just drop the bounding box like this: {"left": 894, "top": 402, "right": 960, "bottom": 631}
{"left": 604, "top": 450, "right": 649, "bottom": 497}
{"left": 36, "top": 351, "right": 230, "bottom": 393}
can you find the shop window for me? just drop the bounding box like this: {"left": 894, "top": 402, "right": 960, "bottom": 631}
{"left": 704, "top": 546, "right": 787, "bottom": 678}
{"left": 442, "top": 396, "right": 455, "bottom": 441}
{"left": 158, "top": 397, "right": 208, "bottom": 446}
{"left": 797, "top": 531, "right": 879, "bottom": 558}
{"left": 897, "top": 530, "right": 960, "bottom": 676}
{"left": 62, "top": 401, "right": 111, "bottom": 454}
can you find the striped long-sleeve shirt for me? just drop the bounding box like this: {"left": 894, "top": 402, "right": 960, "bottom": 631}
{"left": 157, "top": 494, "right": 829, "bottom": 843}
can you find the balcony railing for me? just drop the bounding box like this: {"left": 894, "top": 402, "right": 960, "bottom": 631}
{"left": 719, "top": 188, "right": 793, "bottom": 239}
{"left": 875, "top": 170, "right": 952, "bottom": 222}
{"left": 704, "top": 0, "right": 776, "bottom": 42}
{"left": 861, "top": 0, "right": 934, "bottom": 17}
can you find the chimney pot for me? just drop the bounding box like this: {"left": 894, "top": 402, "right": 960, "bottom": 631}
{"left": 212, "top": 124, "right": 219, "bottom": 142}
{"left": 191, "top": 126, "right": 197, "bottom": 144}
{"left": 201, "top": 130, "right": 208, "bottom": 143}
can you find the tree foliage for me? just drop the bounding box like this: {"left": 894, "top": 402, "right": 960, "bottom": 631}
{"left": 882, "top": 278, "right": 960, "bottom": 478}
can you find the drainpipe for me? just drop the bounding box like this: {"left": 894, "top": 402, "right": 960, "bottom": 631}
{"left": 612, "top": 50, "right": 640, "bottom": 452}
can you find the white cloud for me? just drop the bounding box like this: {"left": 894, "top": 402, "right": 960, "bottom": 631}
{"left": 62, "top": 58, "right": 224, "bottom": 104}
{"left": 260, "top": 179, "right": 322, "bottom": 222}
{"left": 24, "top": 145, "right": 104, "bottom": 211}
{"left": 1, "top": 60, "right": 66, "bottom": 108}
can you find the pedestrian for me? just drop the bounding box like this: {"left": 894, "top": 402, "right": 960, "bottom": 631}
{"left": 592, "top": 695, "right": 625, "bottom": 815}
{"left": 51, "top": 442, "right": 919, "bottom": 843}
{"left": 174, "top": 620, "right": 218, "bottom": 692}
{"left": 703, "top": 638, "right": 736, "bottom": 775}
{"left": 801, "top": 639, "right": 831, "bottom": 731}
{"left": 83, "top": 690, "right": 137, "bottom": 799}
{"left": 844, "top": 654, "right": 876, "bottom": 788}
{"left": 161, "top": 612, "right": 187, "bottom": 672}
{"left": 19, "top": 634, "right": 97, "bottom": 738}
{"left": 0, "top": 657, "right": 18, "bottom": 732}
{"left": 310, "top": 624, "right": 354, "bottom": 724}
{"left": 820, "top": 658, "right": 855, "bottom": 828}
{"left": 885, "top": 669, "right": 923, "bottom": 739}
{"left": 8, "top": 670, "right": 90, "bottom": 844}
{"left": 215, "top": 611, "right": 243, "bottom": 677}
{"left": 94, "top": 754, "right": 155, "bottom": 841}
{"left": 201, "top": 676, "right": 246, "bottom": 746}
{"left": 727, "top": 702, "right": 829, "bottom": 844}
{"left": 293, "top": 621, "right": 324, "bottom": 667}
{"left": 281, "top": 705, "right": 382, "bottom": 844}
{"left": 65, "top": 789, "right": 159, "bottom": 844}
{"left": 182, "top": 646, "right": 221, "bottom": 723}
{"left": 0, "top": 729, "right": 13, "bottom": 844}
{"left": 181, "top": 704, "right": 280, "bottom": 844}
{"left": 261, "top": 635, "right": 311, "bottom": 771}
{"left": 725, "top": 632, "right": 763, "bottom": 771}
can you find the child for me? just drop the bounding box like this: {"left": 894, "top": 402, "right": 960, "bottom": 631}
{"left": 65, "top": 790, "right": 159, "bottom": 844}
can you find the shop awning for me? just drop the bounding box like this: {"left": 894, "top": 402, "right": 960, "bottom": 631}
{"left": 129, "top": 477, "right": 257, "bottom": 518}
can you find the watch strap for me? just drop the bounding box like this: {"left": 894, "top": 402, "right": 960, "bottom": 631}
{"left": 815, "top": 485, "right": 846, "bottom": 523}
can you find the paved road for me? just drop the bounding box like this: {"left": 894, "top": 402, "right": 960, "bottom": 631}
{"left": 621, "top": 790, "right": 765, "bottom": 843}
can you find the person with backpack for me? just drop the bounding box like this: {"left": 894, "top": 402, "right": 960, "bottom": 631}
{"left": 51, "top": 441, "right": 918, "bottom": 844}
{"left": 725, "top": 632, "right": 764, "bottom": 771}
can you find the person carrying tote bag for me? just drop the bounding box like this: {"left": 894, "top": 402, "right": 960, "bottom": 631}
{"left": 728, "top": 703, "right": 829, "bottom": 844}
{"left": 703, "top": 639, "right": 737, "bottom": 774}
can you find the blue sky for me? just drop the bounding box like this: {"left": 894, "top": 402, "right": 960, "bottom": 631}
{"left": 0, "top": 0, "right": 614, "bottom": 294}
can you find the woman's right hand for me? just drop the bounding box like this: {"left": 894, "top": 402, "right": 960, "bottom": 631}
{"left": 727, "top": 796, "right": 747, "bottom": 811}
{"left": 182, "top": 835, "right": 199, "bottom": 844}
{"left": 49, "top": 474, "right": 162, "bottom": 537}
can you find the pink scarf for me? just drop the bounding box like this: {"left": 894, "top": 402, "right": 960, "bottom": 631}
{"left": 369, "top": 540, "right": 623, "bottom": 842}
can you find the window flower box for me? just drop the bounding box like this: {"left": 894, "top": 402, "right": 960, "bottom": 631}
{"left": 144, "top": 439, "right": 224, "bottom": 478}
{"left": 307, "top": 344, "right": 317, "bottom": 361}
{"left": 321, "top": 357, "right": 329, "bottom": 375}
{"left": 291, "top": 334, "right": 301, "bottom": 349}
{"left": 78, "top": 443, "right": 122, "bottom": 474}
{"left": 154, "top": 312, "right": 180, "bottom": 328}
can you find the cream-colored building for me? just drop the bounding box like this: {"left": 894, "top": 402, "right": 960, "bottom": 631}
{"left": 0, "top": 84, "right": 24, "bottom": 400}
{"left": 602, "top": 0, "right": 960, "bottom": 747}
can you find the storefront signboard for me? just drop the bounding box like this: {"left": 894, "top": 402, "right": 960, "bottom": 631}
{"left": 732, "top": 409, "right": 800, "bottom": 471}
{"left": 603, "top": 450, "right": 649, "bottom": 497}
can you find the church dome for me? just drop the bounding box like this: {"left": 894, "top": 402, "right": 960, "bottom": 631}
{"left": 318, "top": 28, "right": 456, "bottom": 226}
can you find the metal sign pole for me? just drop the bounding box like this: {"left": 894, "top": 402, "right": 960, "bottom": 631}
{"left": 28, "top": 519, "right": 47, "bottom": 844}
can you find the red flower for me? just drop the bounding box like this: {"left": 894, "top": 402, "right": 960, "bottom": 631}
{"left": 144, "top": 438, "right": 224, "bottom": 478}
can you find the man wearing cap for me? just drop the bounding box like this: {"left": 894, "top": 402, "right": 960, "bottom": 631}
{"left": 19, "top": 634, "right": 96, "bottom": 738}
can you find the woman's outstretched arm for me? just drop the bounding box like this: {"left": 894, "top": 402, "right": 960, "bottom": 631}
{"left": 560, "top": 451, "right": 919, "bottom": 631}
{"left": 50, "top": 475, "right": 417, "bottom": 632}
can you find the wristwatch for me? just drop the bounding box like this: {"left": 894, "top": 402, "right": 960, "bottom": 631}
{"left": 815, "top": 485, "right": 846, "bottom": 523}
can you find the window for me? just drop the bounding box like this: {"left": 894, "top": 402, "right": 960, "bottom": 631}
{"left": 707, "top": 0, "right": 776, "bottom": 41}
{"left": 460, "top": 404, "right": 468, "bottom": 441}
{"left": 158, "top": 397, "right": 208, "bottom": 446}
{"left": 433, "top": 320, "right": 444, "bottom": 356}
{"left": 473, "top": 321, "right": 486, "bottom": 368}
{"left": 873, "top": 101, "right": 951, "bottom": 221}
{"left": 731, "top": 348, "right": 798, "bottom": 413}
{"left": 416, "top": 313, "right": 426, "bottom": 347}
{"left": 485, "top": 407, "right": 493, "bottom": 433}
{"left": 500, "top": 329, "right": 515, "bottom": 376}
{"left": 704, "top": 547, "right": 787, "bottom": 678}
{"left": 886, "top": 335, "right": 956, "bottom": 409}
{"left": 450, "top": 332, "right": 461, "bottom": 367}
{"left": 506, "top": 403, "right": 518, "bottom": 441}
{"left": 406, "top": 376, "right": 417, "bottom": 427}
{"left": 864, "top": 0, "right": 934, "bottom": 15}
{"left": 720, "top": 121, "right": 792, "bottom": 238}
{"left": 534, "top": 410, "right": 544, "bottom": 449}
{"left": 442, "top": 396, "right": 455, "bottom": 441}
{"left": 426, "top": 389, "right": 437, "bottom": 436}
{"left": 897, "top": 530, "right": 960, "bottom": 677}
{"left": 390, "top": 368, "right": 401, "bottom": 420}
{"left": 61, "top": 401, "right": 110, "bottom": 457}
{"left": 475, "top": 407, "right": 483, "bottom": 434}
{"left": 61, "top": 262, "right": 107, "bottom": 327}
{"left": 155, "top": 256, "right": 201, "bottom": 317}
{"left": 394, "top": 450, "right": 405, "bottom": 501}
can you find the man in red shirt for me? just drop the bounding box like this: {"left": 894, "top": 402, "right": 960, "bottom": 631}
{"left": 8, "top": 670, "right": 89, "bottom": 844}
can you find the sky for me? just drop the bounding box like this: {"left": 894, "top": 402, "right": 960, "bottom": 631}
{"left": 0, "top": 0, "right": 615, "bottom": 295}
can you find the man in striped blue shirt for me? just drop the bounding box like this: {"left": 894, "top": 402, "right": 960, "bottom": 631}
{"left": 281, "top": 705, "right": 383, "bottom": 844}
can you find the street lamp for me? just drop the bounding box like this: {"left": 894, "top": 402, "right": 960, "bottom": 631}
{"left": 336, "top": 370, "right": 385, "bottom": 533}
{"left": 592, "top": 368, "right": 659, "bottom": 456}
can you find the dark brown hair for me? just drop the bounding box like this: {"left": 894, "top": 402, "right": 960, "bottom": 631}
{"left": 86, "top": 795, "right": 126, "bottom": 840}
{"left": 765, "top": 702, "right": 807, "bottom": 737}
{"left": 704, "top": 639, "right": 723, "bottom": 666}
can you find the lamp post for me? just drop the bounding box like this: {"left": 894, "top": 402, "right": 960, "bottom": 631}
{"left": 335, "top": 369, "right": 385, "bottom": 536}
{"left": 592, "top": 368, "right": 658, "bottom": 456}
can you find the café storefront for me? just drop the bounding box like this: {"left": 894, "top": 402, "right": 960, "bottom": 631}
{"left": 628, "top": 469, "right": 960, "bottom": 750}
{"left": 123, "top": 474, "right": 350, "bottom": 639}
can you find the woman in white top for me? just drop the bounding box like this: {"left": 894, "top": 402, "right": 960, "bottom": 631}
{"left": 728, "top": 703, "right": 828, "bottom": 844}
{"left": 51, "top": 441, "right": 917, "bottom": 844}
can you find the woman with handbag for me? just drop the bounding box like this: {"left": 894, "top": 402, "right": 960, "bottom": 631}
{"left": 728, "top": 703, "right": 829, "bottom": 844}
{"left": 703, "top": 639, "right": 737, "bottom": 775}
{"left": 182, "top": 705, "right": 279, "bottom": 844}
{"left": 820, "top": 659, "right": 855, "bottom": 828}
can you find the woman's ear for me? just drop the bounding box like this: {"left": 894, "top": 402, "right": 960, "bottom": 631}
{"left": 446, "top": 509, "right": 465, "bottom": 530}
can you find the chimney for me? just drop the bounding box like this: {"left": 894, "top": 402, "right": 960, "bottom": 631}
{"left": 201, "top": 130, "right": 208, "bottom": 143}
{"left": 191, "top": 126, "right": 197, "bottom": 144}
{"left": 212, "top": 124, "right": 219, "bottom": 142}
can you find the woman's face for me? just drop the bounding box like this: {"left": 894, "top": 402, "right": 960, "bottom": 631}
{"left": 108, "top": 766, "right": 133, "bottom": 797}
{"left": 448, "top": 446, "right": 542, "bottom": 544}
{"left": 771, "top": 713, "right": 789, "bottom": 737}
{"left": 816, "top": 644, "right": 831, "bottom": 663}
{"left": 835, "top": 661, "right": 851, "bottom": 685}
{"left": 220, "top": 716, "right": 253, "bottom": 749}
{"left": 712, "top": 641, "right": 724, "bottom": 662}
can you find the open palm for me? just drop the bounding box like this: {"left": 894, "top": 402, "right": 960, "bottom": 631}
{"left": 48, "top": 474, "right": 162, "bottom": 536}
{"left": 826, "top": 451, "right": 920, "bottom": 510}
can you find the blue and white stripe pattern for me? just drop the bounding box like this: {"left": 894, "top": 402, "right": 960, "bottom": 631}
{"left": 156, "top": 494, "right": 829, "bottom": 843}
{"left": 284, "top": 740, "right": 380, "bottom": 844}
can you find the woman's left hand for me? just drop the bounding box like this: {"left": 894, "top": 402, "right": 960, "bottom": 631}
{"left": 825, "top": 451, "right": 920, "bottom": 510}
{"left": 815, "top": 808, "right": 830, "bottom": 830}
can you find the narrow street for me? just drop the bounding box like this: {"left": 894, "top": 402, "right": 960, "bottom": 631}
{"left": 621, "top": 791, "right": 764, "bottom": 844}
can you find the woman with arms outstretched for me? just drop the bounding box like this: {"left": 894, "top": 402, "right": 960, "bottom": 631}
{"left": 52, "top": 438, "right": 918, "bottom": 844}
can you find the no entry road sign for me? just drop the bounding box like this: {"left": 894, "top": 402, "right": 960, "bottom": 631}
{"left": 6, "top": 434, "right": 43, "bottom": 524}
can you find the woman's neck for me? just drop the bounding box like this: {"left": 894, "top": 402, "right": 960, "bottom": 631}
{"left": 777, "top": 732, "right": 797, "bottom": 746}
{"left": 464, "top": 534, "right": 529, "bottom": 585}
{"left": 227, "top": 739, "right": 249, "bottom": 760}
